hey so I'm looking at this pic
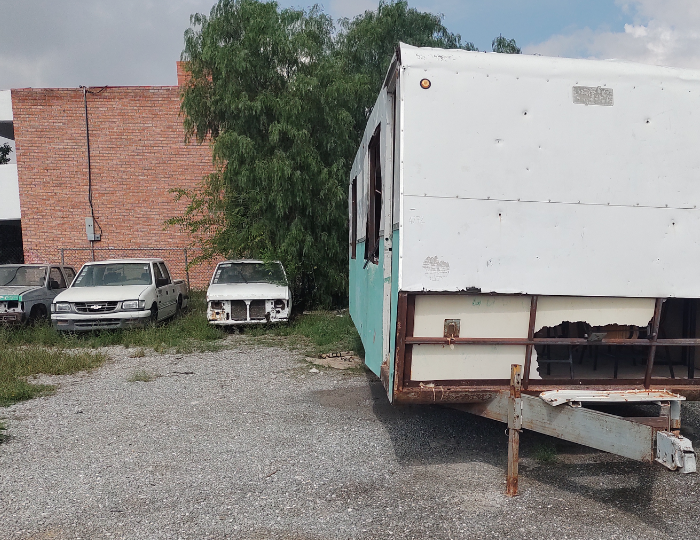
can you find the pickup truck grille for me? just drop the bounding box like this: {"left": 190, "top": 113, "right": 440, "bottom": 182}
{"left": 74, "top": 301, "right": 119, "bottom": 313}
{"left": 249, "top": 300, "right": 266, "bottom": 320}
{"left": 74, "top": 318, "right": 121, "bottom": 328}
{"left": 230, "top": 301, "right": 247, "bottom": 321}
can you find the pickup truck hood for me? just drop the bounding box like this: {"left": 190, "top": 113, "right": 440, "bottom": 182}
{"left": 0, "top": 286, "right": 38, "bottom": 300}
{"left": 207, "top": 283, "right": 290, "bottom": 301}
{"left": 54, "top": 285, "right": 149, "bottom": 303}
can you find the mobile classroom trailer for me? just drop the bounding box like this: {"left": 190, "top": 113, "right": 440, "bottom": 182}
{"left": 348, "top": 44, "right": 700, "bottom": 473}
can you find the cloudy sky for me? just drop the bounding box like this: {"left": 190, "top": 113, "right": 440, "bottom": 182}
{"left": 1, "top": 0, "right": 700, "bottom": 90}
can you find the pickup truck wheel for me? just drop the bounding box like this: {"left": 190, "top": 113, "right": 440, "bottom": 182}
{"left": 150, "top": 304, "right": 158, "bottom": 324}
{"left": 175, "top": 295, "right": 183, "bottom": 317}
{"left": 28, "top": 304, "right": 47, "bottom": 325}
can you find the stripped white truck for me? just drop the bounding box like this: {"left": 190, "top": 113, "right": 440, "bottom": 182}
{"left": 51, "top": 258, "right": 188, "bottom": 331}
{"left": 349, "top": 44, "right": 699, "bottom": 488}
{"left": 206, "top": 260, "right": 291, "bottom": 325}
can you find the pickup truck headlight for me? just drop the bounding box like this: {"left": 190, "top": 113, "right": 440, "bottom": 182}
{"left": 54, "top": 302, "right": 71, "bottom": 313}
{"left": 121, "top": 299, "right": 145, "bottom": 311}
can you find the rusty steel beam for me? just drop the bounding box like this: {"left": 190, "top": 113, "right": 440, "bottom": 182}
{"left": 394, "top": 383, "right": 700, "bottom": 404}
{"left": 404, "top": 336, "right": 700, "bottom": 346}
{"left": 506, "top": 365, "right": 522, "bottom": 497}
{"left": 393, "top": 292, "right": 409, "bottom": 398}
{"left": 644, "top": 298, "right": 664, "bottom": 388}
{"left": 523, "top": 296, "right": 538, "bottom": 390}
{"left": 402, "top": 295, "right": 416, "bottom": 389}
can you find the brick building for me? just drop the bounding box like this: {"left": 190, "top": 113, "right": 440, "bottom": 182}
{"left": 9, "top": 64, "right": 218, "bottom": 288}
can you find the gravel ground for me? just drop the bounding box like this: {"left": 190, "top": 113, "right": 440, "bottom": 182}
{"left": 1, "top": 339, "right": 700, "bottom": 540}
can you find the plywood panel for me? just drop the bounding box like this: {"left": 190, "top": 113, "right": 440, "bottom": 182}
{"left": 413, "top": 294, "right": 531, "bottom": 338}
{"left": 411, "top": 344, "right": 527, "bottom": 380}
{"left": 535, "top": 296, "right": 656, "bottom": 329}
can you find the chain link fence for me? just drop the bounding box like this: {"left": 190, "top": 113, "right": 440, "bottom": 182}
{"left": 57, "top": 247, "right": 217, "bottom": 290}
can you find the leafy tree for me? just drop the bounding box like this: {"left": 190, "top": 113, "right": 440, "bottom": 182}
{"left": 0, "top": 143, "right": 11, "bottom": 165}
{"left": 174, "top": 0, "right": 492, "bottom": 307}
{"left": 338, "top": 0, "right": 476, "bottom": 133}
{"left": 492, "top": 34, "right": 521, "bottom": 54}
{"left": 175, "top": 0, "right": 358, "bottom": 307}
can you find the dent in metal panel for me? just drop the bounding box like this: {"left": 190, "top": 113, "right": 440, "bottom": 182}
{"left": 413, "top": 295, "right": 531, "bottom": 338}
{"left": 572, "top": 86, "right": 614, "bottom": 106}
{"left": 411, "top": 344, "right": 527, "bottom": 380}
{"left": 535, "top": 297, "right": 656, "bottom": 329}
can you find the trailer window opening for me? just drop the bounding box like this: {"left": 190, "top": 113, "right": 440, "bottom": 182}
{"left": 532, "top": 299, "right": 697, "bottom": 381}
{"left": 351, "top": 177, "right": 357, "bottom": 259}
{"left": 365, "top": 127, "right": 381, "bottom": 264}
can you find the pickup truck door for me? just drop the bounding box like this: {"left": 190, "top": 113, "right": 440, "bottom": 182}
{"left": 48, "top": 267, "right": 68, "bottom": 300}
{"left": 62, "top": 266, "right": 76, "bottom": 288}
{"left": 154, "top": 262, "right": 176, "bottom": 317}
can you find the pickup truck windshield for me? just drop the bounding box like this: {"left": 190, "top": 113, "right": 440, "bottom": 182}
{"left": 0, "top": 265, "right": 47, "bottom": 287}
{"left": 213, "top": 262, "right": 287, "bottom": 285}
{"left": 73, "top": 263, "right": 153, "bottom": 287}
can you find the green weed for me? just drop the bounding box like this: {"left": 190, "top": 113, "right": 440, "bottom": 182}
{"left": 0, "top": 291, "right": 225, "bottom": 353}
{"left": 245, "top": 310, "right": 364, "bottom": 358}
{"left": 0, "top": 347, "right": 106, "bottom": 407}
{"left": 532, "top": 442, "right": 558, "bottom": 463}
{"left": 127, "top": 369, "right": 158, "bottom": 383}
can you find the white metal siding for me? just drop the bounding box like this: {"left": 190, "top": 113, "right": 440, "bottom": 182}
{"left": 397, "top": 45, "right": 700, "bottom": 297}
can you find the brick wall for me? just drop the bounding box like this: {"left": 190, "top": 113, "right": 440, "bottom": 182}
{"left": 11, "top": 83, "right": 220, "bottom": 289}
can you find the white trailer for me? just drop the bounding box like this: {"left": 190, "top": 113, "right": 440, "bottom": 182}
{"left": 348, "top": 44, "right": 700, "bottom": 488}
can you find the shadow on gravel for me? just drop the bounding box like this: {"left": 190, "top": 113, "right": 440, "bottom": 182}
{"left": 361, "top": 371, "right": 700, "bottom": 535}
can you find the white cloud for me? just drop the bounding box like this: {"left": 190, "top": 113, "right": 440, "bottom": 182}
{"left": 525, "top": 0, "right": 700, "bottom": 69}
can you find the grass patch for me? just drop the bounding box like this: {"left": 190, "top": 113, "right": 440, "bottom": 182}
{"left": 127, "top": 369, "right": 158, "bottom": 383}
{"left": 532, "top": 442, "right": 558, "bottom": 463}
{"left": 245, "top": 310, "right": 364, "bottom": 358}
{"left": 0, "top": 291, "right": 226, "bottom": 353}
{"left": 0, "top": 346, "right": 106, "bottom": 407}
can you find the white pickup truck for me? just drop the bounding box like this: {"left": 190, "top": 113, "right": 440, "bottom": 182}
{"left": 51, "top": 258, "right": 188, "bottom": 331}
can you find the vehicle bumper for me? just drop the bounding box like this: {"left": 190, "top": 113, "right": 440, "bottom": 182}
{"left": 0, "top": 312, "right": 25, "bottom": 325}
{"left": 208, "top": 317, "right": 290, "bottom": 326}
{"left": 52, "top": 310, "right": 152, "bottom": 331}
{"left": 207, "top": 299, "right": 289, "bottom": 325}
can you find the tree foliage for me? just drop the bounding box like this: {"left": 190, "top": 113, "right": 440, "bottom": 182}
{"left": 492, "top": 34, "right": 521, "bottom": 54}
{"left": 0, "top": 143, "right": 11, "bottom": 165}
{"left": 175, "top": 0, "right": 516, "bottom": 307}
{"left": 337, "top": 1, "right": 476, "bottom": 133}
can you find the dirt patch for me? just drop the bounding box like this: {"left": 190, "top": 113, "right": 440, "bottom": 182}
{"left": 307, "top": 351, "right": 362, "bottom": 370}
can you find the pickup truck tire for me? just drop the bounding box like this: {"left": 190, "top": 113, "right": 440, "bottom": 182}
{"left": 150, "top": 303, "right": 158, "bottom": 324}
{"left": 28, "top": 304, "right": 48, "bottom": 325}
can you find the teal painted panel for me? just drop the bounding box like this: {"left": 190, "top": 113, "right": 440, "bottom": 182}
{"left": 349, "top": 240, "right": 385, "bottom": 376}
{"left": 388, "top": 229, "right": 400, "bottom": 400}
{"left": 0, "top": 295, "right": 21, "bottom": 301}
